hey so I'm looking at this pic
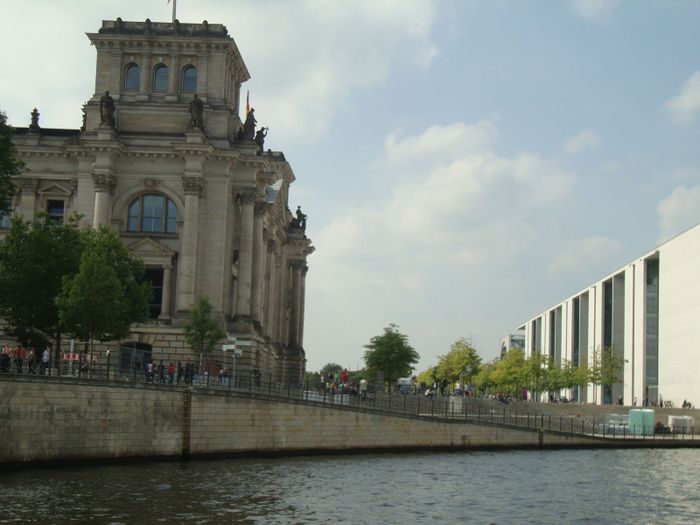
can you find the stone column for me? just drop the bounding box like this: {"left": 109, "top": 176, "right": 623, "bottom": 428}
{"left": 91, "top": 173, "right": 114, "bottom": 228}
{"left": 159, "top": 264, "right": 173, "bottom": 320}
{"left": 263, "top": 240, "right": 277, "bottom": 336}
{"left": 250, "top": 203, "right": 265, "bottom": 322}
{"left": 235, "top": 191, "right": 256, "bottom": 318}
{"left": 298, "top": 264, "right": 309, "bottom": 347}
{"left": 109, "top": 51, "right": 122, "bottom": 96}
{"left": 288, "top": 261, "right": 303, "bottom": 347}
{"left": 176, "top": 176, "right": 203, "bottom": 311}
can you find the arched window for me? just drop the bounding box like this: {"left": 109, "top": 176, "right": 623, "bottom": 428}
{"left": 124, "top": 63, "right": 140, "bottom": 90}
{"left": 153, "top": 64, "right": 169, "bottom": 92}
{"left": 127, "top": 194, "right": 177, "bottom": 234}
{"left": 181, "top": 65, "right": 197, "bottom": 92}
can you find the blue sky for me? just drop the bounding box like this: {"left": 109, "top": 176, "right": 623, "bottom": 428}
{"left": 1, "top": 1, "right": 699, "bottom": 372}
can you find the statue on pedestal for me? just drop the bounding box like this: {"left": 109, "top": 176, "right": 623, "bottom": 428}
{"left": 188, "top": 94, "right": 204, "bottom": 130}
{"left": 99, "top": 91, "right": 115, "bottom": 127}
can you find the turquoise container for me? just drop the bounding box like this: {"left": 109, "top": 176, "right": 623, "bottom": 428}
{"left": 628, "top": 409, "right": 655, "bottom": 436}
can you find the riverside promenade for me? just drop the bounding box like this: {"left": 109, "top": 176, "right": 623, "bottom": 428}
{"left": 1, "top": 370, "right": 699, "bottom": 466}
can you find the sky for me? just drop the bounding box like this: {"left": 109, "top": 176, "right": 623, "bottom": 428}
{"left": 1, "top": 0, "right": 700, "bottom": 372}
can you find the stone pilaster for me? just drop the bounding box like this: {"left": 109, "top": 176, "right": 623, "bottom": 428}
{"left": 17, "top": 179, "right": 37, "bottom": 221}
{"left": 137, "top": 52, "right": 152, "bottom": 100}
{"left": 166, "top": 49, "right": 180, "bottom": 101}
{"left": 235, "top": 190, "right": 256, "bottom": 318}
{"left": 176, "top": 176, "right": 204, "bottom": 311}
{"left": 159, "top": 264, "right": 173, "bottom": 320}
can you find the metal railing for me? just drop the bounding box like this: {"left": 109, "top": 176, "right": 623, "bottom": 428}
{"left": 1, "top": 364, "right": 697, "bottom": 442}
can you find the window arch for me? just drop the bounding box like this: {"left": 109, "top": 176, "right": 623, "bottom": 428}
{"left": 181, "top": 65, "right": 197, "bottom": 92}
{"left": 124, "top": 63, "right": 140, "bottom": 90}
{"left": 127, "top": 193, "right": 177, "bottom": 234}
{"left": 153, "top": 64, "right": 169, "bottom": 92}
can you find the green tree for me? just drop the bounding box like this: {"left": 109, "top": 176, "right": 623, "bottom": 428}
{"left": 183, "top": 297, "right": 226, "bottom": 372}
{"left": 523, "top": 352, "right": 548, "bottom": 399}
{"left": 0, "top": 214, "right": 83, "bottom": 363}
{"left": 589, "top": 345, "right": 625, "bottom": 403}
{"left": 434, "top": 337, "right": 482, "bottom": 384}
{"left": 363, "top": 323, "right": 419, "bottom": 386}
{"left": 320, "top": 362, "right": 342, "bottom": 377}
{"left": 0, "top": 110, "right": 23, "bottom": 212}
{"left": 491, "top": 348, "right": 526, "bottom": 396}
{"left": 57, "top": 226, "right": 151, "bottom": 365}
{"left": 473, "top": 361, "right": 496, "bottom": 395}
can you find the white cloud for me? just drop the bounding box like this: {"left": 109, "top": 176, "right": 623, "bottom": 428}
{"left": 657, "top": 185, "right": 700, "bottom": 241}
{"left": 569, "top": 0, "right": 621, "bottom": 23}
{"left": 548, "top": 236, "right": 623, "bottom": 275}
{"left": 306, "top": 121, "right": 575, "bottom": 369}
{"left": 563, "top": 129, "right": 600, "bottom": 155}
{"left": 664, "top": 71, "right": 700, "bottom": 124}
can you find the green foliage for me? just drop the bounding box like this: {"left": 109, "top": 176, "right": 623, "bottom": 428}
{"left": 590, "top": 345, "right": 625, "bottom": 387}
{"left": 0, "top": 214, "right": 83, "bottom": 346}
{"left": 320, "top": 362, "right": 342, "bottom": 376}
{"left": 363, "top": 323, "right": 419, "bottom": 384}
{"left": 0, "top": 110, "right": 23, "bottom": 212}
{"left": 416, "top": 366, "right": 437, "bottom": 386}
{"left": 183, "top": 297, "right": 226, "bottom": 356}
{"left": 434, "top": 337, "right": 481, "bottom": 383}
{"left": 491, "top": 348, "right": 527, "bottom": 396}
{"left": 57, "top": 226, "right": 151, "bottom": 343}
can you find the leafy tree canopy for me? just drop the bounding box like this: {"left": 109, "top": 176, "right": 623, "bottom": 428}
{"left": 57, "top": 226, "right": 151, "bottom": 343}
{"left": 183, "top": 297, "right": 226, "bottom": 358}
{"left": 0, "top": 214, "right": 83, "bottom": 348}
{"left": 363, "top": 323, "right": 419, "bottom": 384}
{"left": 434, "top": 337, "right": 482, "bottom": 383}
{"left": 320, "top": 362, "right": 342, "bottom": 376}
{"left": 0, "top": 110, "right": 23, "bottom": 212}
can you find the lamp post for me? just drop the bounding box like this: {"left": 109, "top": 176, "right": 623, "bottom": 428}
{"left": 465, "top": 364, "right": 473, "bottom": 398}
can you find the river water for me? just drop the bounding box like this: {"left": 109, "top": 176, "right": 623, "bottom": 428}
{"left": 1, "top": 449, "right": 699, "bottom": 524}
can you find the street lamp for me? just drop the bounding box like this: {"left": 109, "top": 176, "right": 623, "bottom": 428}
{"left": 465, "top": 365, "right": 473, "bottom": 398}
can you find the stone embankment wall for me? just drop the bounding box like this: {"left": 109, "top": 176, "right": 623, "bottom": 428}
{"left": 0, "top": 378, "right": 600, "bottom": 465}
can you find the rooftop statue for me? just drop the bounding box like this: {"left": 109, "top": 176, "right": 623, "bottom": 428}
{"left": 255, "top": 126, "right": 268, "bottom": 150}
{"left": 242, "top": 108, "right": 256, "bottom": 140}
{"left": 29, "top": 108, "right": 40, "bottom": 132}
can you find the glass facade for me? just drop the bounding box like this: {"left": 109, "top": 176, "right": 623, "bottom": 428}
{"left": 602, "top": 280, "right": 613, "bottom": 404}
{"left": 144, "top": 268, "right": 164, "bottom": 319}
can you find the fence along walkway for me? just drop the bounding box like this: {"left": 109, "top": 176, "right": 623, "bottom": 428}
{"left": 1, "top": 362, "right": 698, "bottom": 443}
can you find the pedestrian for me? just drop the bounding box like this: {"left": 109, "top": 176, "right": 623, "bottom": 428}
{"left": 41, "top": 346, "right": 50, "bottom": 375}
{"left": 359, "top": 378, "right": 368, "bottom": 401}
{"left": 158, "top": 360, "right": 165, "bottom": 384}
{"left": 26, "top": 347, "right": 36, "bottom": 374}
{"left": 177, "top": 361, "right": 183, "bottom": 384}
{"left": 168, "top": 362, "right": 176, "bottom": 384}
{"left": 146, "top": 361, "right": 154, "bottom": 383}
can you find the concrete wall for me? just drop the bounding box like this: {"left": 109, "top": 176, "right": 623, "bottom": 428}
{"left": 0, "top": 379, "right": 599, "bottom": 465}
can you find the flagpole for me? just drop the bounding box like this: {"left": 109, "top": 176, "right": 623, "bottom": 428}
{"left": 172, "top": 0, "right": 177, "bottom": 23}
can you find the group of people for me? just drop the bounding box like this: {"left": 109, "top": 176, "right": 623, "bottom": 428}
{"left": 145, "top": 359, "right": 195, "bottom": 385}
{"left": 0, "top": 343, "right": 50, "bottom": 375}
{"left": 320, "top": 369, "right": 369, "bottom": 400}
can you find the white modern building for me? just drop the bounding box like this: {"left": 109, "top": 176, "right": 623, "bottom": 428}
{"left": 517, "top": 223, "right": 700, "bottom": 407}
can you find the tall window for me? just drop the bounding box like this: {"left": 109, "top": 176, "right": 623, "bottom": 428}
{"left": 153, "top": 64, "right": 169, "bottom": 92}
{"left": 46, "top": 200, "right": 65, "bottom": 224}
{"left": 124, "top": 63, "right": 140, "bottom": 90}
{"left": 0, "top": 200, "right": 11, "bottom": 228}
{"left": 182, "top": 65, "right": 197, "bottom": 92}
{"left": 127, "top": 194, "right": 177, "bottom": 234}
{"left": 143, "top": 268, "right": 164, "bottom": 319}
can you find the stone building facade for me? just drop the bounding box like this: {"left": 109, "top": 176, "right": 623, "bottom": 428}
{"left": 2, "top": 19, "right": 314, "bottom": 384}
